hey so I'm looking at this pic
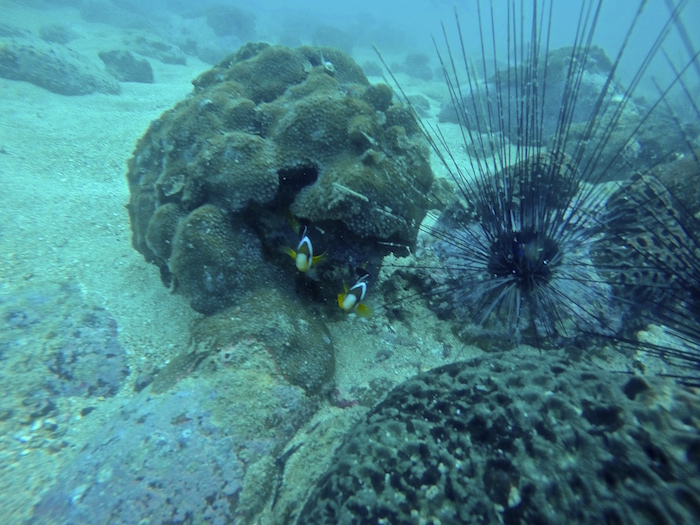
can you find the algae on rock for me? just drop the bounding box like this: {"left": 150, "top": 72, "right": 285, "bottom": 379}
{"left": 126, "top": 42, "right": 433, "bottom": 314}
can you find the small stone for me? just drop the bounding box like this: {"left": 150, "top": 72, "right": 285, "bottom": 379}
{"left": 43, "top": 419, "right": 58, "bottom": 432}
{"left": 508, "top": 485, "right": 522, "bottom": 508}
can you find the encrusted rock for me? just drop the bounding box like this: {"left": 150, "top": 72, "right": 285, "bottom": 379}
{"left": 167, "top": 204, "right": 267, "bottom": 314}
{"left": 126, "top": 42, "right": 432, "bottom": 313}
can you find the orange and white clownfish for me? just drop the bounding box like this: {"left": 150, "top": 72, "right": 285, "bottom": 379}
{"left": 282, "top": 225, "right": 326, "bottom": 273}
{"left": 338, "top": 270, "right": 373, "bottom": 317}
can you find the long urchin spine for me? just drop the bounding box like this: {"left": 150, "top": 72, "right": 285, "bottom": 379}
{"left": 379, "top": 0, "right": 695, "bottom": 347}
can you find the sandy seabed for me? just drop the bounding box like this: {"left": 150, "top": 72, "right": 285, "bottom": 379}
{"left": 0, "top": 5, "right": 470, "bottom": 521}
{"left": 0, "top": 62, "right": 205, "bottom": 525}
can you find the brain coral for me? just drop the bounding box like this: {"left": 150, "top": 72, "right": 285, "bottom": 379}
{"left": 126, "top": 42, "right": 432, "bottom": 313}
{"left": 296, "top": 349, "right": 700, "bottom": 524}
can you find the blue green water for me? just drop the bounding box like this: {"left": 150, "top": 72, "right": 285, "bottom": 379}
{"left": 1, "top": 1, "right": 699, "bottom": 524}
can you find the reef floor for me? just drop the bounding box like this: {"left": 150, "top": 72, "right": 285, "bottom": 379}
{"left": 1, "top": 2, "right": 697, "bottom": 524}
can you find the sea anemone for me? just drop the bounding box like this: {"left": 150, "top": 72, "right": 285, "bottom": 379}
{"left": 378, "top": 0, "right": 697, "bottom": 347}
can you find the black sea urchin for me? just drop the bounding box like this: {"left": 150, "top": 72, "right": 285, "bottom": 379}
{"left": 380, "top": 0, "right": 695, "bottom": 346}
{"left": 594, "top": 22, "right": 700, "bottom": 385}
{"left": 597, "top": 171, "right": 700, "bottom": 386}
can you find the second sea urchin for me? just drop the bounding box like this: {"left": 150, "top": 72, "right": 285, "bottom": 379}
{"left": 381, "top": 0, "right": 696, "bottom": 347}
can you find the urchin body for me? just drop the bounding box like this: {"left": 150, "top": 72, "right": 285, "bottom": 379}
{"left": 383, "top": 0, "right": 696, "bottom": 345}
{"left": 429, "top": 153, "right": 616, "bottom": 342}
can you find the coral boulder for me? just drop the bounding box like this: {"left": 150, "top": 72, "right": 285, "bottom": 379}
{"left": 126, "top": 42, "right": 432, "bottom": 313}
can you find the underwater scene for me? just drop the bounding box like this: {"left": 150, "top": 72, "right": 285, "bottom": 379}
{"left": 1, "top": 0, "right": 700, "bottom": 523}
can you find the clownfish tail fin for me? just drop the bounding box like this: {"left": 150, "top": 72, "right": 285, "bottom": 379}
{"left": 356, "top": 303, "right": 373, "bottom": 318}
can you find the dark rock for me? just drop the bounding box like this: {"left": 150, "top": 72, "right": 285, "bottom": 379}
{"left": 47, "top": 306, "right": 130, "bottom": 397}
{"left": 39, "top": 24, "right": 78, "bottom": 45}
{"left": 29, "top": 293, "right": 328, "bottom": 523}
{"left": 0, "top": 282, "right": 129, "bottom": 436}
{"left": 435, "top": 99, "right": 457, "bottom": 124}
{"left": 29, "top": 385, "right": 246, "bottom": 525}
{"left": 297, "top": 350, "right": 700, "bottom": 524}
{"left": 99, "top": 49, "right": 153, "bottom": 83}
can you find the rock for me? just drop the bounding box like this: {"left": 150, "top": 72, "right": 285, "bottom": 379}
{"left": 28, "top": 285, "right": 333, "bottom": 523}
{"left": 0, "top": 23, "right": 28, "bottom": 38}
{"left": 126, "top": 34, "right": 187, "bottom": 65}
{"left": 47, "top": 305, "right": 130, "bottom": 397}
{"left": 310, "top": 25, "right": 354, "bottom": 54}
{"left": 78, "top": 0, "right": 150, "bottom": 30}
{"left": 29, "top": 385, "right": 246, "bottom": 525}
{"left": 0, "top": 37, "right": 120, "bottom": 95}
{"left": 31, "top": 364, "right": 319, "bottom": 524}
{"left": 361, "top": 60, "right": 382, "bottom": 77}
{"left": 392, "top": 52, "right": 433, "bottom": 81}
{"left": 39, "top": 24, "right": 78, "bottom": 45}
{"left": 126, "top": 42, "right": 433, "bottom": 314}
{"left": 205, "top": 5, "right": 256, "bottom": 40}
{"left": 166, "top": 204, "right": 269, "bottom": 314}
{"left": 407, "top": 93, "right": 431, "bottom": 117}
{"left": 189, "top": 287, "right": 336, "bottom": 395}
{"left": 297, "top": 349, "right": 700, "bottom": 524}
{"left": 0, "top": 282, "right": 129, "bottom": 437}
{"left": 98, "top": 49, "right": 153, "bottom": 83}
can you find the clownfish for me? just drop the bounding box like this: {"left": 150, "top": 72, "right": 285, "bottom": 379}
{"left": 283, "top": 225, "right": 326, "bottom": 273}
{"left": 338, "top": 270, "right": 373, "bottom": 317}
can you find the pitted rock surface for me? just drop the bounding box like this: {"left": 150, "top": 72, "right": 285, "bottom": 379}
{"left": 297, "top": 350, "right": 700, "bottom": 524}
